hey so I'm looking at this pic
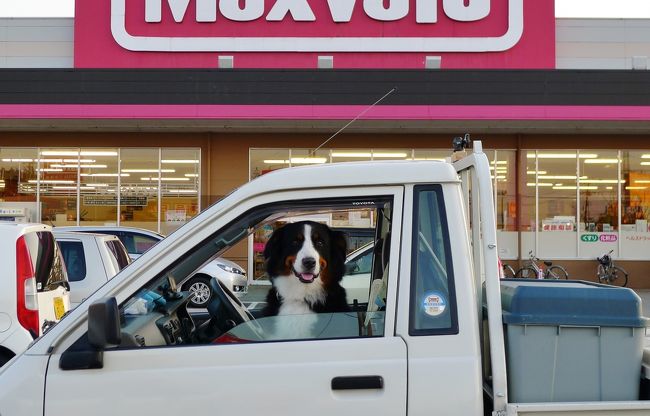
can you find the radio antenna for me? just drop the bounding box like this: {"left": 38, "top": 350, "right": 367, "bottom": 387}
{"left": 310, "top": 87, "right": 397, "bottom": 155}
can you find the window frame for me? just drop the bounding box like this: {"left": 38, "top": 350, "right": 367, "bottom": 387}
{"left": 408, "top": 184, "right": 459, "bottom": 336}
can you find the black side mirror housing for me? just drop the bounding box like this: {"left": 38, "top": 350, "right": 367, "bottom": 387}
{"left": 88, "top": 297, "right": 122, "bottom": 349}
{"left": 60, "top": 297, "right": 121, "bottom": 371}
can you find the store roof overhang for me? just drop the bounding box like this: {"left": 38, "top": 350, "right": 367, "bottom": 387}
{"left": 1, "top": 69, "right": 650, "bottom": 134}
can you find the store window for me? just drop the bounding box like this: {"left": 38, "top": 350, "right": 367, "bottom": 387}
{"left": 79, "top": 148, "right": 119, "bottom": 226}
{"left": 120, "top": 149, "right": 159, "bottom": 232}
{"left": 621, "top": 151, "right": 650, "bottom": 259}
{"left": 160, "top": 148, "right": 200, "bottom": 235}
{"left": 39, "top": 148, "right": 80, "bottom": 226}
{"left": 527, "top": 150, "right": 578, "bottom": 259}
{"left": 0, "top": 148, "right": 39, "bottom": 222}
{"left": 250, "top": 149, "right": 290, "bottom": 180}
{"left": 579, "top": 150, "right": 620, "bottom": 258}
{"left": 487, "top": 150, "right": 517, "bottom": 260}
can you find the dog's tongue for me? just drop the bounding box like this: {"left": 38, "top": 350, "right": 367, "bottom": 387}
{"left": 300, "top": 273, "right": 315, "bottom": 282}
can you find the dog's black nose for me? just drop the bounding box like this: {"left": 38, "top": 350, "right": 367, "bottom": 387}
{"left": 302, "top": 257, "right": 317, "bottom": 270}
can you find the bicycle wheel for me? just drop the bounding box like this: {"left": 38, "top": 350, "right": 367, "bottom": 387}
{"left": 502, "top": 264, "right": 517, "bottom": 278}
{"left": 547, "top": 265, "right": 568, "bottom": 280}
{"left": 607, "top": 265, "right": 629, "bottom": 287}
{"left": 515, "top": 267, "right": 538, "bottom": 279}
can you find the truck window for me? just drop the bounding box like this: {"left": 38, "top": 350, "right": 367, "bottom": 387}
{"left": 410, "top": 185, "right": 458, "bottom": 336}
{"left": 57, "top": 241, "right": 87, "bottom": 282}
{"left": 115, "top": 196, "right": 394, "bottom": 348}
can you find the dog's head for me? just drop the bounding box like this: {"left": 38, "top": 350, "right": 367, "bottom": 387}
{"left": 264, "top": 221, "right": 347, "bottom": 287}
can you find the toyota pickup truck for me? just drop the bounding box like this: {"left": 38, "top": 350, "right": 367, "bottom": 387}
{"left": 1, "top": 139, "right": 649, "bottom": 416}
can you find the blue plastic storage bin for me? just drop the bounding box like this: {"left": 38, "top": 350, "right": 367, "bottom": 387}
{"left": 499, "top": 279, "right": 649, "bottom": 403}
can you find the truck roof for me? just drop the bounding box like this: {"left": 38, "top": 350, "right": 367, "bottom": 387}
{"left": 248, "top": 160, "right": 458, "bottom": 194}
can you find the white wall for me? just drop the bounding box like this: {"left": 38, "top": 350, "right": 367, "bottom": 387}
{"left": 0, "top": 18, "right": 73, "bottom": 68}
{"left": 0, "top": 17, "right": 649, "bottom": 70}
{"left": 556, "top": 18, "right": 650, "bottom": 69}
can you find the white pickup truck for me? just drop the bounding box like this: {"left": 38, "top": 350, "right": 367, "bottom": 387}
{"left": 1, "top": 140, "right": 649, "bottom": 416}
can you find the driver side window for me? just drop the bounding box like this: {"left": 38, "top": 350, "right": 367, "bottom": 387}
{"left": 116, "top": 196, "right": 394, "bottom": 349}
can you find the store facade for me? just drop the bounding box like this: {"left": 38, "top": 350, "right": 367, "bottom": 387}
{"left": 2, "top": 0, "right": 650, "bottom": 286}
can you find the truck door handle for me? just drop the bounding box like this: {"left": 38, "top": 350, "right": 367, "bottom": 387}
{"left": 331, "top": 376, "right": 384, "bottom": 390}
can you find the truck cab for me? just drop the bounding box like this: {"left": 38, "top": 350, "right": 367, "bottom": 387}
{"left": 0, "top": 141, "right": 648, "bottom": 416}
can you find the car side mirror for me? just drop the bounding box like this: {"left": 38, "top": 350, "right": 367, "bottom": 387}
{"left": 88, "top": 297, "right": 122, "bottom": 349}
{"left": 60, "top": 297, "right": 121, "bottom": 371}
{"left": 345, "top": 263, "right": 359, "bottom": 274}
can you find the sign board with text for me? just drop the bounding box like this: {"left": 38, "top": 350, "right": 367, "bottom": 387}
{"left": 74, "top": 0, "right": 555, "bottom": 68}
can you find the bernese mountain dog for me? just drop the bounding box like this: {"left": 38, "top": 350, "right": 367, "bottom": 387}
{"left": 262, "top": 221, "right": 350, "bottom": 317}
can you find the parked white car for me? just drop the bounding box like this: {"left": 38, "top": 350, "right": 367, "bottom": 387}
{"left": 56, "top": 226, "right": 248, "bottom": 307}
{"left": 0, "top": 223, "right": 71, "bottom": 367}
{"left": 342, "top": 242, "right": 374, "bottom": 304}
{"left": 52, "top": 231, "right": 131, "bottom": 308}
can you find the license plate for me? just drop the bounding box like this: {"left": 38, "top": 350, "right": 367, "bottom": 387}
{"left": 53, "top": 297, "right": 66, "bottom": 320}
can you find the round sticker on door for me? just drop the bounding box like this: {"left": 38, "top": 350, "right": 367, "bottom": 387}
{"left": 422, "top": 291, "right": 447, "bottom": 317}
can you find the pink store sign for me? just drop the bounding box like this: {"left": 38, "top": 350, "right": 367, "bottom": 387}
{"left": 75, "top": 0, "right": 555, "bottom": 68}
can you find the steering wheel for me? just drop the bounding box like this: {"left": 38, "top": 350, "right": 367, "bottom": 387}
{"left": 207, "top": 277, "right": 252, "bottom": 330}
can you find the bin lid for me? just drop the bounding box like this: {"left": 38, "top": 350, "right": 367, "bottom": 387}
{"left": 499, "top": 280, "right": 649, "bottom": 327}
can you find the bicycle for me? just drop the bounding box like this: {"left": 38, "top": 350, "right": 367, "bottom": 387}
{"left": 500, "top": 259, "right": 516, "bottom": 279}
{"left": 515, "top": 251, "right": 569, "bottom": 279}
{"left": 596, "top": 250, "right": 628, "bottom": 287}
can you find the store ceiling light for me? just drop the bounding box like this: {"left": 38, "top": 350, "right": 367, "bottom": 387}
{"left": 122, "top": 169, "right": 175, "bottom": 173}
{"left": 184, "top": 173, "right": 199, "bottom": 177}
{"left": 40, "top": 151, "right": 118, "bottom": 156}
{"left": 553, "top": 186, "right": 598, "bottom": 190}
{"left": 38, "top": 168, "right": 63, "bottom": 172}
{"left": 490, "top": 176, "right": 506, "bottom": 180}
{"left": 52, "top": 186, "right": 96, "bottom": 190}
{"left": 538, "top": 175, "right": 586, "bottom": 180}
{"left": 169, "top": 189, "right": 198, "bottom": 193}
{"left": 84, "top": 183, "right": 109, "bottom": 187}
{"left": 2, "top": 158, "right": 33, "bottom": 163}
{"left": 640, "top": 162, "right": 650, "bottom": 166}
{"left": 372, "top": 152, "right": 408, "bottom": 158}
{"left": 526, "top": 153, "right": 598, "bottom": 159}
{"left": 140, "top": 177, "right": 190, "bottom": 181}
{"left": 80, "top": 173, "right": 130, "bottom": 177}
{"left": 583, "top": 159, "right": 621, "bottom": 164}
{"left": 289, "top": 157, "right": 327, "bottom": 164}
{"left": 579, "top": 179, "right": 625, "bottom": 184}
{"left": 51, "top": 164, "right": 108, "bottom": 169}
{"left": 641, "top": 155, "right": 650, "bottom": 159}
{"left": 28, "top": 179, "right": 74, "bottom": 184}
{"left": 526, "top": 183, "right": 554, "bottom": 187}
{"left": 634, "top": 180, "right": 650, "bottom": 183}
{"left": 63, "top": 159, "right": 96, "bottom": 163}
{"left": 161, "top": 159, "right": 199, "bottom": 164}
{"left": 263, "top": 159, "right": 290, "bottom": 164}
{"left": 626, "top": 186, "right": 648, "bottom": 190}
{"left": 406, "top": 158, "right": 446, "bottom": 161}
{"left": 332, "top": 152, "right": 371, "bottom": 158}
{"left": 527, "top": 170, "right": 548, "bottom": 175}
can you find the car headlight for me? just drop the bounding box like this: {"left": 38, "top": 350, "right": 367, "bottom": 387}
{"left": 217, "top": 263, "right": 245, "bottom": 275}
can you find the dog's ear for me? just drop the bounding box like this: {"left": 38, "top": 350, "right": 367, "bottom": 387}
{"left": 328, "top": 230, "right": 348, "bottom": 281}
{"left": 263, "top": 225, "right": 284, "bottom": 275}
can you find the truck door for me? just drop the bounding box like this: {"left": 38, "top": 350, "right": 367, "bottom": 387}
{"left": 395, "top": 184, "right": 484, "bottom": 416}
{"left": 43, "top": 187, "right": 407, "bottom": 416}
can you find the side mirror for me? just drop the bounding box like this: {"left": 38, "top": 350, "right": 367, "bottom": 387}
{"left": 88, "top": 297, "right": 122, "bottom": 349}
{"left": 345, "top": 263, "right": 359, "bottom": 275}
{"left": 60, "top": 297, "right": 121, "bottom": 371}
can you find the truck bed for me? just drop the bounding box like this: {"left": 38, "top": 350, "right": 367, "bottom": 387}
{"left": 507, "top": 401, "right": 650, "bottom": 415}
